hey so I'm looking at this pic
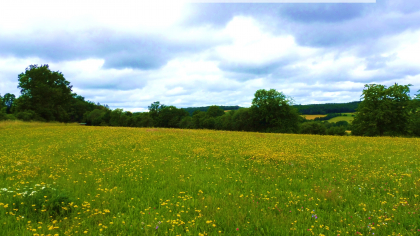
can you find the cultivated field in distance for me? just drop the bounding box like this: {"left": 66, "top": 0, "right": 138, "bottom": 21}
{"left": 301, "top": 114, "right": 327, "bottom": 120}
{"left": 1, "top": 121, "right": 419, "bottom": 235}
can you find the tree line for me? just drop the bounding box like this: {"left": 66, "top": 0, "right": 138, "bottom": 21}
{"left": 1, "top": 64, "right": 419, "bottom": 137}
{"left": 182, "top": 102, "right": 361, "bottom": 116}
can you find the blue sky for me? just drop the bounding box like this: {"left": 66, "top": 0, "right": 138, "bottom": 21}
{"left": 1, "top": 0, "right": 419, "bottom": 112}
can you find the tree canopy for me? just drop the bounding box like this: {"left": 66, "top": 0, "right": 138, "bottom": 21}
{"left": 2, "top": 93, "right": 16, "bottom": 114}
{"left": 17, "top": 64, "right": 74, "bottom": 122}
{"left": 250, "top": 89, "right": 300, "bottom": 133}
{"left": 352, "top": 83, "right": 412, "bottom": 136}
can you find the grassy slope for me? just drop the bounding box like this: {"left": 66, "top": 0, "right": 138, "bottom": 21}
{"left": 1, "top": 121, "right": 420, "bottom": 235}
{"left": 328, "top": 116, "right": 355, "bottom": 123}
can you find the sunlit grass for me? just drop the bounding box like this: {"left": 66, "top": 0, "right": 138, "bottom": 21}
{"left": 1, "top": 122, "right": 419, "bottom": 235}
{"left": 328, "top": 116, "right": 355, "bottom": 123}
{"left": 301, "top": 115, "right": 327, "bottom": 120}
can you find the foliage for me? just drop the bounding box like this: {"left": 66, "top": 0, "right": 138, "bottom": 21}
{"left": 293, "top": 101, "right": 361, "bottom": 115}
{"left": 2, "top": 93, "right": 16, "bottom": 114}
{"left": 408, "top": 89, "right": 420, "bottom": 136}
{"left": 16, "top": 65, "right": 74, "bottom": 122}
{"left": 352, "top": 83, "right": 412, "bottom": 136}
{"left": 250, "top": 89, "right": 300, "bottom": 133}
{"left": 299, "top": 122, "right": 327, "bottom": 135}
{"left": 183, "top": 105, "right": 241, "bottom": 116}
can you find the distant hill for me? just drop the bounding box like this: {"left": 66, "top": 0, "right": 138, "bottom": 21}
{"left": 293, "top": 101, "right": 361, "bottom": 115}
{"left": 181, "top": 102, "right": 361, "bottom": 116}
{"left": 182, "top": 106, "right": 242, "bottom": 116}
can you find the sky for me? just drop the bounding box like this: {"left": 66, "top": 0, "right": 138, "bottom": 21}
{"left": 1, "top": 0, "right": 420, "bottom": 112}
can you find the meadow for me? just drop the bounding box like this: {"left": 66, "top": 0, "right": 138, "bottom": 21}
{"left": 301, "top": 115, "right": 327, "bottom": 120}
{"left": 1, "top": 121, "right": 419, "bottom": 236}
{"left": 327, "top": 116, "right": 355, "bottom": 124}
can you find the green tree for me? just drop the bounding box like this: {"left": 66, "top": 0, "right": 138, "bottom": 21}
{"left": 206, "top": 105, "right": 225, "bottom": 118}
{"left": 232, "top": 108, "right": 253, "bottom": 131}
{"left": 352, "top": 83, "right": 412, "bottom": 136}
{"left": 192, "top": 110, "right": 206, "bottom": 129}
{"left": 17, "top": 64, "right": 73, "bottom": 122}
{"left": 84, "top": 109, "right": 106, "bottom": 126}
{"left": 2, "top": 93, "right": 16, "bottom": 114}
{"left": 408, "top": 90, "right": 420, "bottom": 136}
{"left": 148, "top": 101, "right": 166, "bottom": 121}
{"left": 179, "top": 116, "right": 193, "bottom": 129}
{"left": 250, "top": 89, "right": 300, "bottom": 133}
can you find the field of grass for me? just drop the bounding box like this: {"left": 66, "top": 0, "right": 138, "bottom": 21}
{"left": 328, "top": 116, "right": 355, "bottom": 123}
{"left": 1, "top": 121, "right": 420, "bottom": 235}
{"left": 301, "top": 115, "right": 327, "bottom": 120}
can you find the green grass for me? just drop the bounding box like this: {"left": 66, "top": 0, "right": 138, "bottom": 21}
{"left": 1, "top": 121, "right": 420, "bottom": 235}
{"left": 328, "top": 116, "right": 355, "bottom": 123}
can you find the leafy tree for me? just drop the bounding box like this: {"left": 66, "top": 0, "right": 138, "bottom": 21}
{"left": 206, "top": 105, "right": 225, "bottom": 118}
{"left": 250, "top": 89, "right": 300, "bottom": 133}
{"left": 215, "top": 111, "right": 234, "bottom": 130}
{"left": 2, "top": 93, "right": 16, "bottom": 114}
{"left": 109, "top": 109, "right": 126, "bottom": 126}
{"left": 139, "top": 113, "right": 154, "bottom": 127}
{"left": 0, "top": 94, "right": 2, "bottom": 110}
{"left": 68, "top": 95, "right": 103, "bottom": 123}
{"left": 202, "top": 117, "right": 216, "bottom": 129}
{"left": 352, "top": 83, "right": 412, "bottom": 136}
{"left": 232, "top": 108, "right": 253, "bottom": 131}
{"left": 17, "top": 64, "right": 73, "bottom": 122}
{"left": 148, "top": 101, "right": 166, "bottom": 121}
{"left": 179, "top": 116, "right": 193, "bottom": 129}
{"left": 155, "top": 106, "right": 188, "bottom": 128}
{"left": 84, "top": 109, "right": 106, "bottom": 126}
{"left": 192, "top": 110, "right": 206, "bottom": 129}
{"left": 408, "top": 90, "right": 420, "bottom": 136}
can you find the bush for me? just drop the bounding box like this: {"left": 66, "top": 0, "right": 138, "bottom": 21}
{"left": 16, "top": 110, "right": 36, "bottom": 121}
{"left": 0, "top": 111, "right": 6, "bottom": 121}
{"left": 327, "top": 126, "right": 346, "bottom": 136}
{"left": 5, "top": 114, "right": 17, "bottom": 121}
{"left": 300, "top": 122, "right": 327, "bottom": 135}
{"left": 179, "top": 116, "right": 192, "bottom": 129}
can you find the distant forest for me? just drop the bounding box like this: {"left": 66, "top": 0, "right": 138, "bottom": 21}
{"left": 1, "top": 64, "right": 419, "bottom": 137}
{"left": 183, "top": 102, "right": 361, "bottom": 115}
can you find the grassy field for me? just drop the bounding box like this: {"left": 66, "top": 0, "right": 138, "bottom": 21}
{"left": 1, "top": 121, "right": 420, "bottom": 236}
{"left": 301, "top": 115, "right": 327, "bottom": 120}
{"left": 327, "top": 116, "right": 355, "bottom": 123}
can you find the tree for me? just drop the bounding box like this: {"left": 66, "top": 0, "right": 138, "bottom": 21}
{"left": 17, "top": 64, "right": 74, "bottom": 122}
{"left": 206, "top": 105, "right": 225, "bottom": 118}
{"left": 148, "top": 101, "right": 166, "bottom": 120}
{"left": 250, "top": 89, "right": 300, "bottom": 133}
{"left": 232, "top": 108, "right": 253, "bottom": 131}
{"left": 408, "top": 90, "right": 420, "bottom": 136}
{"left": 192, "top": 110, "right": 206, "bottom": 129}
{"left": 2, "top": 93, "right": 16, "bottom": 114}
{"left": 352, "top": 83, "right": 412, "bottom": 136}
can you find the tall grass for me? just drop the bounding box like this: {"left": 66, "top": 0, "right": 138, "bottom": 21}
{"left": 0, "top": 122, "right": 419, "bottom": 235}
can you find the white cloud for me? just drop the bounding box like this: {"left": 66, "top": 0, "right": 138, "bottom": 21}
{"left": 0, "top": 0, "right": 190, "bottom": 34}
{"left": 215, "top": 16, "right": 318, "bottom": 65}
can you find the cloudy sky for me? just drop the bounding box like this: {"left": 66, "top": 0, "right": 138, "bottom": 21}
{"left": 1, "top": 0, "right": 419, "bottom": 112}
